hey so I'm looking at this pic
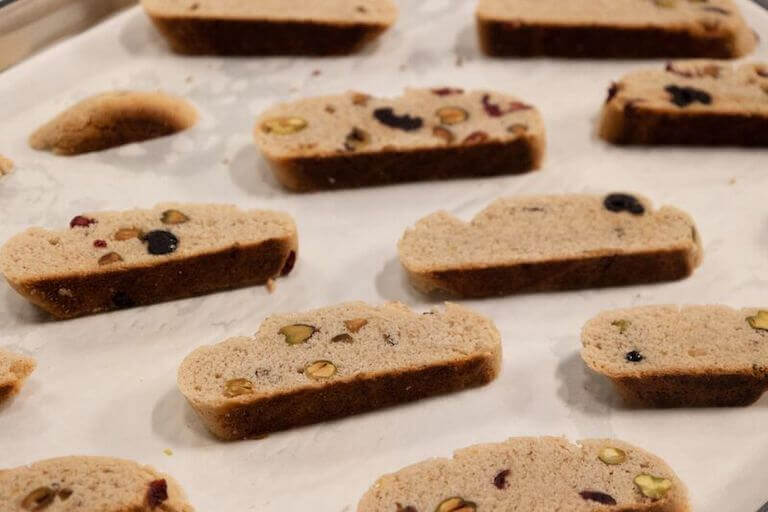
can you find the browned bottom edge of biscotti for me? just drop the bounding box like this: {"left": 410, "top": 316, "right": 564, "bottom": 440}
{"left": 268, "top": 138, "right": 542, "bottom": 192}
{"left": 0, "top": 383, "right": 16, "bottom": 405}
{"left": 9, "top": 239, "right": 296, "bottom": 320}
{"left": 610, "top": 373, "right": 768, "bottom": 407}
{"left": 195, "top": 354, "right": 497, "bottom": 440}
{"left": 147, "top": 16, "right": 389, "bottom": 55}
{"left": 477, "top": 20, "right": 740, "bottom": 58}
{"left": 600, "top": 105, "right": 768, "bottom": 146}
{"left": 411, "top": 249, "right": 696, "bottom": 298}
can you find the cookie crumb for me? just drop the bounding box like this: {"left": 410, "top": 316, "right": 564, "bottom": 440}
{"left": 163, "top": 448, "right": 173, "bottom": 456}
{"left": 0, "top": 155, "right": 14, "bottom": 176}
{"left": 266, "top": 278, "right": 277, "bottom": 293}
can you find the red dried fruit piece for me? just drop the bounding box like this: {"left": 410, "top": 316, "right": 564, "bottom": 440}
{"left": 579, "top": 490, "right": 616, "bottom": 505}
{"left": 481, "top": 95, "right": 531, "bottom": 117}
{"left": 93, "top": 240, "right": 107, "bottom": 248}
{"left": 70, "top": 216, "right": 96, "bottom": 228}
{"left": 493, "top": 469, "right": 510, "bottom": 489}
{"left": 463, "top": 131, "right": 489, "bottom": 145}
{"left": 146, "top": 479, "right": 168, "bottom": 508}
{"left": 431, "top": 87, "right": 464, "bottom": 96}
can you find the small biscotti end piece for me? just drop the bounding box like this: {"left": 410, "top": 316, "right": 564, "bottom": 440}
{"left": 0, "top": 456, "right": 194, "bottom": 511}
{"left": 178, "top": 301, "right": 501, "bottom": 440}
{"left": 29, "top": 91, "right": 197, "bottom": 155}
{"left": 398, "top": 194, "right": 702, "bottom": 297}
{"left": 476, "top": 0, "right": 755, "bottom": 58}
{"left": 0, "top": 349, "right": 36, "bottom": 405}
{"left": 141, "top": 0, "right": 397, "bottom": 55}
{"left": 582, "top": 305, "right": 768, "bottom": 407}
{"left": 0, "top": 204, "right": 298, "bottom": 319}
{"left": 254, "top": 88, "right": 545, "bottom": 191}
{"left": 600, "top": 60, "right": 768, "bottom": 145}
{"left": 358, "top": 437, "right": 690, "bottom": 512}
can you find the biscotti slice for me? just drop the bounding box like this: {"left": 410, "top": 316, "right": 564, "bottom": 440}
{"left": 582, "top": 305, "right": 768, "bottom": 407}
{"left": 0, "top": 456, "right": 194, "bottom": 511}
{"left": 476, "top": 0, "right": 756, "bottom": 58}
{"left": 254, "top": 88, "right": 545, "bottom": 191}
{"left": 0, "top": 204, "right": 297, "bottom": 319}
{"left": 29, "top": 91, "right": 197, "bottom": 155}
{"left": 178, "top": 301, "right": 501, "bottom": 440}
{"left": 398, "top": 193, "right": 702, "bottom": 297}
{"left": 141, "top": 0, "right": 397, "bottom": 55}
{"left": 358, "top": 437, "right": 690, "bottom": 512}
{"left": 600, "top": 60, "right": 768, "bottom": 146}
{"left": 0, "top": 348, "right": 35, "bottom": 405}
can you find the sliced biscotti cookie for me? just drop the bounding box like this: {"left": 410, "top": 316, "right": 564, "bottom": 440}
{"left": 178, "top": 301, "right": 501, "bottom": 440}
{"left": 600, "top": 60, "right": 768, "bottom": 145}
{"left": 476, "top": 0, "right": 755, "bottom": 58}
{"left": 398, "top": 193, "right": 702, "bottom": 297}
{"left": 358, "top": 437, "right": 690, "bottom": 512}
{"left": 253, "top": 88, "right": 545, "bottom": 191}
{"left": 582, "top": 305, "right": 768, "bottom": 407}
{"left": 29, "top": 91, "right": 197, "bottom": 155}
{"left": 0, "top": 456, "right": 194, "bottom": 511}
{"left": 0, "top": 348, "right": 35, "bottom": 405}
{"left": 0, "top": 204, "right": 297, "bottom": 319}
{"left": 141, "top": 0, "right": 397, "bottom": 55}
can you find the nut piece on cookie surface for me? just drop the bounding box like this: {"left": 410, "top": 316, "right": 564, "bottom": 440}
{"left": 279, "top": 324, "right": 317, "bottom": 345}
{"left": 29, "top": 91, "right": 197, "bottom": 155}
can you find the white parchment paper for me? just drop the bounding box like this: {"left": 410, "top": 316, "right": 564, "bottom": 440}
{"left": 1, "top": 1, "right": 767, "bottom": 510}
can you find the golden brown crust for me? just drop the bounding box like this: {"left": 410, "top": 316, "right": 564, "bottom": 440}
{"left": 7, "top": 237, "right": 297, "bottom": 319}
{"left": 266, "top": 137, "right": 543, "bottom": 192}
{"left": 610, "top": 373, "right": 768, "bottom": 407}
{"left": 407, "top": 249, "right": 698, "bottom": 298}
{"left": 600, "top": 100, "right": 768, "bottom": 146}
{"left": 146, "top": 16, "right": 390, "bottom": 55}
{"left": 477, "top": 18, "right": 748, "bottom": 58}
{"left": 188, "top": 353, "right": 500, "bottom": 441}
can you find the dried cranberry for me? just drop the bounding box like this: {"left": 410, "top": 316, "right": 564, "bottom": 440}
{"left": 70, "top": 216, "right": 96, "bottom": 228}
{"left": 665, "top": 85, "right": 712, "bottom": 107}
{"left": 144, "top": 230, "right": 178, "bottom": 255}
{"left": 281, "top": 251, "right": 296, "bottom": 276}
{"left": 373, "top": 108, "right": 423, "bottom": 131}
{"left": 431, "top": 87, "right": 464, "bottom": 96}
{"left": 493, "top": 469, "right": 510, "bottom": 489}
{"left": 579, "top": 491, "right": 617, "bottom": 505}
{"left": 481, "top": 94, "right": 531, "bottom": 117}
{"left": 626, "top": 351, "right": 644, "bottom": 363}
{"left": 603, "top": 194, "right": 645, "bottom": 215}
{"left": 93, "top": 240, "right": 107, "bottom": 248}
{"left": 146, "top": 479, "right": 168, "bottom": 508}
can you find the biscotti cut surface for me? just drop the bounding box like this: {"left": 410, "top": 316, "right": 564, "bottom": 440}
{"left": 178, "top": 302, "right": 501, "bottom": 440}
{"left": 141, "top": 0, "right": 397, "bottom": 55}
{"left": 582, "top": 305, "right": 768, "bottom": 406}
{"left": 600, "top": 60, "right": 768, "bottom": 145}
{"left": 29, "top": 91, "right": 197, "bottom": 155}
{"left": 0, "top": 348, "right": 35, "bottom": 405}
{"left": 358, "top": 437, "right": 690, "bottom": 512}
{"left": 398, "top": 194, "right": 702, "bottom": 297}
{"left": 254, "top": 88, "right": 545, "bottom": 190}
{"left": 0, "top": 203, "right": 298, "bottom": 319}
{"left": 0, "top": 456, "right": 194, "bottom": 512}
{"left": 477, "top": 0, "right": 756, "bottom": 58}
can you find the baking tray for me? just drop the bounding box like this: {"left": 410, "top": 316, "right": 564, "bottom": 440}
{"left": 0, "top": 1, "right": 767, "bottom": 510}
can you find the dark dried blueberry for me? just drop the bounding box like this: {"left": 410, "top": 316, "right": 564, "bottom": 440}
{"left": 665, "top": 85, "right": 712, "bottom": 107}
{"left": 70, "top": 215, "right": 96, "bottom": 228}
{"left": 431, "top": 87, "right": 464, "bottom": 96}
{"left": 93, "top": 240, "right": 107, "bottom": 248}
{"left": 146, "top": 479, "right": 168, "bottom": 508}
{"left": 281, "top": 251, "right": 296, "bottom": 276}
{"left": 144, "top": 230, "right": 178, "bottom": 255}
{"left": 111, "top": 291, "right": 135, "bottom": 309}
{"left": 626, "top": 351, "right": 644, "bottom": 363}
{"left": 373, "top": 108, "right": 423, "bottom": 131}
{"left": 481, "top": 94, "right": 531, "bottom": 117}
{"left": 493, "top": 469, "right": 510, "bottom": 489}
{"left": 579, "top": 491, "right": 617, "bottom": 505}
{"left": 604, "top": 194, "right": 645, "bottom": 215}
